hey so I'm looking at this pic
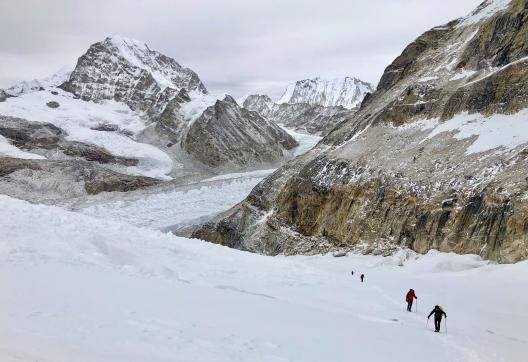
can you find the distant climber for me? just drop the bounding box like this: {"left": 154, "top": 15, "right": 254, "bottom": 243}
{"left": 428, "top": 305, "right": 447, "bottom": 332}
{"left": 360, "top": 274, "right": 364, "bottom": 282}
{"left": 405, "top": 289, "right": 417, "bottom": 312}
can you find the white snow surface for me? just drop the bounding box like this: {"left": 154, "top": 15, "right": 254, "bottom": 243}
{"left": 278, "top": 76, "right": 373, "bottom": 109}
{"left": 1, "top": 194, "right": 527, "bottom": 362}
{"left": 424, "top": 109, "right": 528, "bottom": 154}
{"left": 0, "top": 88, "right": 175, "bottom": 179}
{"left": 6, "top": 66, "right": 72, "bottom": 96}
{"left": 458, "top": 0, "right": 512, "bottom": 27}
{"left": 179, "top": 91, "right": 227, "bottom": 124}
{"left": 0, "top": 135, "right": 46, "bottom": 160}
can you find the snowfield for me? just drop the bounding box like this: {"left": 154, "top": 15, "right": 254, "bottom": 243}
{"left": 0, "top": 89, "right": 176, "bottom": 179}
{"left": 1, "top": 195, "right": 526, "bottom": 362}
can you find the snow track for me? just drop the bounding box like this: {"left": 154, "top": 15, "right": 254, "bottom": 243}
{"left": 1, "top": 195, "right": 526, "bottom": 362}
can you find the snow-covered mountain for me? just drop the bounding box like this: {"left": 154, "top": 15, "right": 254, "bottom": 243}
{"left": 195, "top": 0, "right": 528, "bottom": 263}
{"left": 243, "top": 77, "right": 373, "bottom": 136}
{"left": 0, "top": 36, "right": 299, "bottom": 202}
{"left": 60, "top": 36, "right": 207, "bottom": 113}
{"left": 244, "top": 93, "right": 354, "bottom": 136}
{"left": 277, "top": 76, "right": 374, "bottom": 109}
{"left": 244, "top": 94, "right": 352, "bottom": 136}
{"left": 243, "top": 94, "right": 275, "bottom": 116}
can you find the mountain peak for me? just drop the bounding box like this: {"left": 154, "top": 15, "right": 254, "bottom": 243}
{"left": 277, "top": 76, "right": 374, "bottom": 109}
{"left": 105, "top": 35, "right": 148, "bottom": 48}
{"left": 60, "top": 36, "right": 207, "bottom": 112}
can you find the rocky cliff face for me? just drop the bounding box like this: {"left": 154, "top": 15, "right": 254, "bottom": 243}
{"left": 243, "top": 94, "right": 354, "bottom": 136}
{"left": 183, "top": 96, "right": 298, "bottom": 169}
{"left": 60, "top": 36, "right": 207, "bottom": 114}
{"left": 194, "top": 0, "right": 528, "bottom": 263}
{"left": 278, "top": 77, "right": 374, "bottom": 109}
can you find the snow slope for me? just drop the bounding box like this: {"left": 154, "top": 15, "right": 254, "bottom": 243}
{"left": 6, "top": 66, "right": 72, "bottom": 96}
{"left": 0, "top": 89, "right": 175, "bottom": 179}
{"left": 426, "top": 110, "right": 528, "bottom": 154}
{"left": 1, "top": 195, "right": 526, "bottom": 362}
{"left": 458, "top": 0, "right": 512, "bottom": 27}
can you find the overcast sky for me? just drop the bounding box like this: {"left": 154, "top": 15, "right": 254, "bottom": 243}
{"left": 0, "top": 0, "right": 483, "bottom": 99}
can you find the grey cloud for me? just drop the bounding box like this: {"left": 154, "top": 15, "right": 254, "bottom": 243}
{"left": 0, "top": 0, "right": 483, "bottom": 98}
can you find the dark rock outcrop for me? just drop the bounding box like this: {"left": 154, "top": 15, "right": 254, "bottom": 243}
{"left": 183, "top": 96, "right": 298, "bottom": 169}
{"left": 0, "top": 116, "right": 138, "bottom": 166}
{"left": 46, "top": 101, "right": 60, "bottom": 109}
{"left": 0, "top": 89, "right": 8, "bottom": 102}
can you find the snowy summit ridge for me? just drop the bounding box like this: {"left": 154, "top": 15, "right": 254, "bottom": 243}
{"left": 105, "top": 35, "right": 207, "bottom": 93}
{"left": 277, "top": 76, "right": 374, "bottom": 109}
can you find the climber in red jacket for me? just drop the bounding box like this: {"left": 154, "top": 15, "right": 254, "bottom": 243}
{"left": 406, "top": 289, "right": 417, "bottom": 312}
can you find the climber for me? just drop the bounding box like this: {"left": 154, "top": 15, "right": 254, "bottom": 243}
{"left": 428, "top": 305, "right": 447, "bottom": 332}
{"left": 405, "top": 289, "right": 417, "bottom": 312}
{"left": 360, "top": 274, "right": 364, "bottom": 282}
